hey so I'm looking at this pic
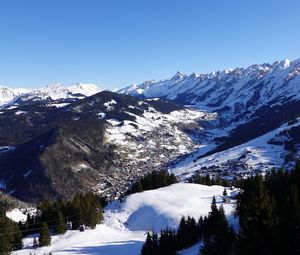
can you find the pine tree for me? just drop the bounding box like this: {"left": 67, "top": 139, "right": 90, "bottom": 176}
{"left": 140, "top": 232, "right": 158, "bottom": 255}
{"left": 11, "top": 222, "right": 23, "bottom": 250}
{"left": 132, "top": 181, "right": 143, "bottom": 193}
{"left": 201, "top": 202, "right": 234, "bottom": 255}
{"left": 176, "top": 216, "right": 187, "bottom": 250}
{"left": 167, "top": 173, "right": 177, "bottom": 185}
{"left": 236, "top": 175, "right": 276, "bottom": 255}
{"left": 39, "top": 222, "right": 51, "bottom": 247}
{"left": 197, "top": 216, "right": 204, "bottom": 238}
{"left": 140, "top": 232, "right": 152, "bottom": 255}
{"left": 282, "top": 185, "right": 300, "bottom": 254}
{"left": 0, "top": 211, "right": 23, "bottom": 254}
{"left": 186, "top": 216, "right": 198, "bottom": 247}
{"left": 201, "top": 234, "right": 218, "bottom": 255}
{"left": 55, "top": 211, "right": 66, "bottom": 234}
{"left": 205, "top": 175, "right": 211, "bottom": 186}
{"left": 211, "top": 196, "right": 217, "bottom": 214}
{"left": 159, "top": 228, "right": 177, "bottom": 255}
{"left": 223, "top": 188, "right": 227, "bottom": 196}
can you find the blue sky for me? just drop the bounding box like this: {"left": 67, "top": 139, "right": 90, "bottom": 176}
{"left": 0, "top": 0, "right": 299, "bottom": 89}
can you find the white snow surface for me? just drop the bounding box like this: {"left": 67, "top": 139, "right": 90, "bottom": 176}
{"left": 6, "top": 208, "right": 36, "bottom": 223}
{"left": 0, "top": 83, "right": 101, "bottom": 107}
{"left": 0, "top": 86, "right": 31, "bottom": 106}
{"left": 180, "top": 243, "right": 203, "bottom": 255}
{"left": 119, "top": 58, "right": 300, "bottom": 116}
{"left": 12, "top": 183, "right": 237, "bottom": 255}
{"left": 106, "top": 183, "right": 237, "bottom": 233}
{"left": 171, "top": 119, "right": 300, "bottom": 177}
{"left": 67, "top": 83, "right": 100, "bottom": 97}
{"left": 104, "top": 107, "right": 209, "bottom": 159}
{"left": 6, "top": 209, "right": 28, "bottom": 223}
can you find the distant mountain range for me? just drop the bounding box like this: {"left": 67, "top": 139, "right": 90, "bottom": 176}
{"left": 119, "top": 59, "right": 300, "bottom": 119}
{"left": 0, "top": 58, "right": 299, "bottom": 203}
{"left": 119, "top": 58, "right": 300, "bottom": 163}
{"left": 0, "top": 83, "right": 100, "bottom": 107}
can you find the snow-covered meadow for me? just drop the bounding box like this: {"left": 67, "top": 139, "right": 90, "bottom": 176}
{"left": 11, "top": 183, "right": 237, "bottom": 255}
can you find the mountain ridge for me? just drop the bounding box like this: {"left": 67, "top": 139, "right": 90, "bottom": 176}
{"left": 0, "top": 83, "right": 101, "bottom": 107}
{"left": 118, "top": 58, "right": 300, "bottom": 115}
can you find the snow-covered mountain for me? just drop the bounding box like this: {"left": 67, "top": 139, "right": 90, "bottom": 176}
{"left": 171, "top": 118, "right": 300, "bottom": 180}
{"left": 0, "top": 86, "right": 32, "bottom": 105}
{"left": 1, "top": 59, "right": 300, "bottom": 255}
{"left": 67, "top": 83, "right": 100, "bottom": 97}
{"left": 118, "top": 59, "right": 300, "bottom": 174}
{"left": 119, "top": 59, "right": 300, "bottom": 120}
{"left": 0, "top": 83, "right": 101, "bottom": 107}
{"left": 0, "top": 59, "right": 299, "bottom": 202}
{"left": 0, "top": 91, "right": 207, "bottom": 202}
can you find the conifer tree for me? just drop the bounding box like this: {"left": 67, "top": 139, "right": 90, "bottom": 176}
{"left": 236, "top": 175, "right": 276, "bottom": 255}
{"left": 55, "top": 211, "right": 66, "bottom": 234}
{"left": 201, "top": 202, "right": 234, "bottom": 255}
{"left": 131, "top": 181, "right": 143, "bottom": 193}
{"left": 0, "top": 211, "right": 23, "bottom": 254}
{"left": 197, "top": 216, "right": 204, "bottom": 238}
{"left": 176, "top": 216, "right": 187, "bottom": 250}
{"left": 11, "top": 222, "right": 23, "bottom": 250}
{"left": 282, "top": 185, "right": 300, "bottom": 254}
{"left": 39, "top": 222, "right": 51, "bottom": 247}
{"left": 159, "top": 228, "right": 177, "bottom": 255}
{"left": 140, "top": 232, "right": 158, "bottom": 255}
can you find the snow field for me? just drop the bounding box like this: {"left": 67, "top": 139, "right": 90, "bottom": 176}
{"left": 12, "top": 183, "right": 237, "bottom": 255}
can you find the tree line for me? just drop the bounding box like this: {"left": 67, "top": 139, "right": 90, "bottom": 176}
{"left": 140, "top": 196, "right": 234, "bottom": 255}
{"left": 0, "top": 192, "right": 104, "bottom": 254}
{"left": 236, "top": 161, "right": 300, "bottom": 254}
{"left": 188, "top": 174, "right": 230, "bottom": 187}
{"left": 128, "top": 171, "right": 178, "bottom": 194}
{"left": 0, "top": 211, "right": 23, "bottom": 254}
{"left": 141, "top": 161, "right": 300, "bottom": 255}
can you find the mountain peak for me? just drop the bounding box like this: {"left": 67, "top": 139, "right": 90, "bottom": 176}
{"left": 67, "top": 83, "right": 100, "bottom": 96}
{"left": 171, "top": 71, "right": 186, "bottom": 81}
{"left": 279, "top": 59, "right": 291, "bottom": 69}
{"left": 119, "top": 58, "right": 300, "bottom": 116}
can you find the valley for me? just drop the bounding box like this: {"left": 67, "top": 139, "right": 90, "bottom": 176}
{"left": 0, "top": 58, "right": 300, "bottom": 255}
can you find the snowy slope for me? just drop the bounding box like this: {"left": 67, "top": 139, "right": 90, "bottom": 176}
{"left": 104, "top": 108, "right": 208, "bottom": 156}
{"left": 0, "top": 83, "right": 101, "bottom": 107}
{"left": 67, "top": 83, "right": 100, "bottom": 97}
{"left": 105, "top": 183, "right": 237, "bottom": 233}
{"left": 118, "top": 58, "right": 300, "bottom": 177}
{"left": 119, "top": 59, "right": 300, "bottom": 118}
{"left": 16, "top": 83, "right": 101, "bottom": 102}
{"left": 12, "top": 183, "right": 237, "bottom": 255}
{"left": 0, "top": 86, "right": 31, "bottom": 106}
{"left": 171, "top": 119, "right": 300, "bottom": 179}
